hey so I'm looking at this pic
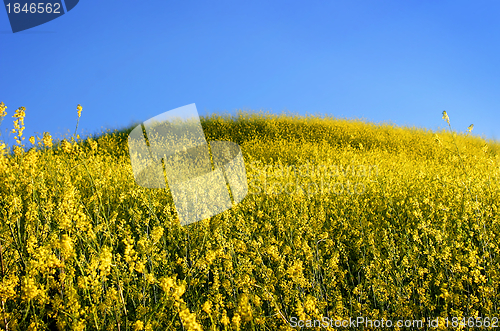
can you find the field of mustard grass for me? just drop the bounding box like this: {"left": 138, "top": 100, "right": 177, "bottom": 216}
{"left": 0, "top": 101, "right": 500, "bottom": 330}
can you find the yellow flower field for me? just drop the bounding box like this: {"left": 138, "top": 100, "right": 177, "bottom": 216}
{"left": 0, "top": 101, "right": 499, "bottom": 330}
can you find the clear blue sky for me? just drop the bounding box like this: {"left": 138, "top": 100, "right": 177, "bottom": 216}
{"left": 1, "top": 0, "right": 499, "bottom": 147}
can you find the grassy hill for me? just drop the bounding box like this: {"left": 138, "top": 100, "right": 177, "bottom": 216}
{"left": 1, "top": 104, "right": 500, "bottom": 330}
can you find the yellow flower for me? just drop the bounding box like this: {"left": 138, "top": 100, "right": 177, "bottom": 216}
{"left": 179, "top": 306, "right": 203, "bottom": 331}
{"left": 0, "top": 101, "right": 7, "bottom": 117}
{"left": 232, "top": 313, "right": 242, "bottom": 330}
{"left": 442, "top": 110, "right": 450, "bottom": 124}
{"left": 62, "top": 139, "right": 73, "bottom": 153}
{"left": 77, "top": 104, "right": 83, "bottom": 118}
{"left": 11, "top": 106, "right": 26, "bottom": 145}
{"left": 238, "top": 293, "right": 253, "bottom": 322}
{"left": 60, "top": 234, "right": 74, "bottom": 259}
{"left": 159, "top": 277, "right": 175, "bottom": 293}
{"left": 43, "top": 132, "right": 53, "bottom": 148}
{"left": 202, "top": 300, "right": 212, "bottom": 314}
{"left": 173, "top": 282, "right": 186, "bottom": 300}
{"left": 99, "top": 246, "right": 113, "bottom": 275}
{"left": 304, "top": 295, "right": 318, "bottom": 315}
{"left": 151, "top": 226, "right": 164, "bottom": 243}
{"left": 22, "top": 277, "right": 40, "bottom": 301}
{"left": 221, "top": 310, "right": 230, "bottom": 326}
{"left": 0, "top": 275, "right": 18, "bottom": 300}
{"left": 134, "top": 260, "right": 145, "bottom": 273}
{"left": 133, "top": 320, "right": 144, "bottom": 331}
{"left": 29, "top": 136, "right": 35, "bottom": 145}
{"left": 145, "top": 273, "right": 155, "bottom": 284}
{"left": 467, "top": 124, "right": 474, "bottom": 133}
{"left": 89, "top": 138, "right": 98, "bottom": 152}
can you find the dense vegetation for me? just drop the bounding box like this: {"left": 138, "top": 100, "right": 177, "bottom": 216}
{"left": 0, "top": 101, "right": 499, "bottom": 330}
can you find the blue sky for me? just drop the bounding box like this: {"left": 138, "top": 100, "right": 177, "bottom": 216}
{"left": 1, "top": 0, "right": 499, "bottom": 148}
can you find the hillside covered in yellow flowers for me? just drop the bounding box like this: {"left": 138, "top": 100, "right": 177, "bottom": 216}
{"left": 0, "top": 102, "right": 500, "bottom": 330}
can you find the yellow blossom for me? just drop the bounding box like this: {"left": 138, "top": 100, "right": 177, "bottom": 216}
{"left": 202, "top": 300, "right": 212, "bottom": 314}
{"left": 179, "top": 306, "right": 203, "bottom": 331}
{"left": 43, "top": 132, "right": 53, "bottom": 148}
{"left": 231, "top": 313, "right": 241, "bottom": 330}
{"left": 442, "top": 110, "right": 450, "bottom": 124}
{"left": 22, "top": 277, "right": 40, "bottom": 301}
{"left": 0, "top": 101, "right": 7, "bottom": 117}
{"left": 62, "top": 139, "right": 73, "bottom": 153}
{"left": 77, "top": 104, "right": 83, "bottom": 118}
{"left": 99, "top": 246, "right": 113, "bottom": 275}
{"left": 221, "top": 310, "right": 230, "bottom": 326}
{"left": 151, "top": 226, "right": 164, "bottom": 242}
{"left": 159, "top": 277, "right": 175, "bottom": 293}
{"left": 133, "top": 320, "right": 144, "bottom": 331}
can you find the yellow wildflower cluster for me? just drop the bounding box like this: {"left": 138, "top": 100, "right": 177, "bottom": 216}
{"left": 77, "top": 104, "right": 82, "bottom": 118}
{"left": 11, "top": 106, "right": 26, "bottom": 146}
{"left": 42, "top": 132, "right": 53, "bottom": 148}
{"left": 0, "top": 102, "right": 499, "bottom": 330}
{"left": 0, "top": 102, "right": 7, "bottom": 117}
